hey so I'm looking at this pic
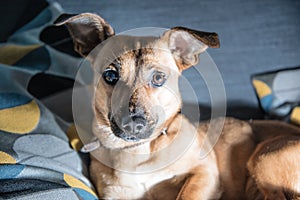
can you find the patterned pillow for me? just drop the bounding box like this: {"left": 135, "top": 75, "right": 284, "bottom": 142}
{"left": 252, "top": 67, "right": 300, "bottom": 126}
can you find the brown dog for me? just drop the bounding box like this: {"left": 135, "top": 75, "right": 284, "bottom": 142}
{"left": 56, "top": 13, "right": 300, "bottom": 200}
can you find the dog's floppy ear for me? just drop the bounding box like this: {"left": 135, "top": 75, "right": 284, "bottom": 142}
{"left": 54, "top": 13, "right": 115, "bottom": 57}
{"left": 163, "top": 26, "right": 220, "bottom": 71}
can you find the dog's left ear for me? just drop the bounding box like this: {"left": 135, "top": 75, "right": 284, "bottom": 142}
{"left": 54, "top": 13, "right": 115, "bottom": 57}
{"left": 163, "top": 27, "right": 220, "bottom": 71}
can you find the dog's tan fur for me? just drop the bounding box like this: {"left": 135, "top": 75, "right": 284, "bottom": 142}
{"left": 56, "top": 13, "right": 300, "bottom": 200}
{"left": 246, "top": 121, "right": 300, "bottom": 200}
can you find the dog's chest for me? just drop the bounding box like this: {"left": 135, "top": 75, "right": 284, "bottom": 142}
{"left": 109, "top": 167, "right": 182, "bottom": 199}
{"left": 109, "top": 147, "right": 203, "bottom": 199}
{"left": 115, "top": 169, "right": 175, "bottom": 187}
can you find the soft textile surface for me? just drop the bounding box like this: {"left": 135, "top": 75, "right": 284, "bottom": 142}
{"left": 0, "top": 3, "right": 97, "bottom": 200}
{"left": 252, "top": 67, "right": 300, "bottom": 126}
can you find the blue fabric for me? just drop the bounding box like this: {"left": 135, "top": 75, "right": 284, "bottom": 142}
{"left": 16, "top": 6, "right": 52, "bottom": 33}
{"left": 0, "top": 93, "right": 31, "bottom": 109}
{"left": 0, "top": 2, "right": 97, "bottom": 200}
{"left": 14, "top": 47, "right": 50, "bottom": 71}
{"left": 0, "top": 164, "right": 25, "bottom": 179}
{"left": 74, "top": 188, "right": 98, "bottom": 200}
{"left": 260, "top": 95, "right": 273, "bottom": 112}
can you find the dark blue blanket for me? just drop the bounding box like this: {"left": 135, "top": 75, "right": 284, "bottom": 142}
{"left": 0, "top": 3, "right": 97, "bottom": 200}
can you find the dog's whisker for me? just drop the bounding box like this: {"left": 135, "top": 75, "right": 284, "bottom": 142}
{"left": 110, "top": 49, "right": 119, "bottom": 61}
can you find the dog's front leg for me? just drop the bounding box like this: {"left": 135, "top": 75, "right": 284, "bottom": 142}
{"left": 176, "top": 167, "right": 221, "bottom": 200}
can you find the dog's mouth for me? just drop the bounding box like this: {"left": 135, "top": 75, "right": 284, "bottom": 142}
{"left": 110, "top": 116, "right": 155, "bottom": 142}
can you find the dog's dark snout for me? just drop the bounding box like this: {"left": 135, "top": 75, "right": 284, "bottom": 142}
{"left": 122, "top": 116, "right": 146, "bottom": 134}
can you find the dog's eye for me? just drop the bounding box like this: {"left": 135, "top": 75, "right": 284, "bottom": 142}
{"left": 102, "top": 69, "right": 119, "bottom": 85}
{"left": 151, "top": 71, "right": 167, "bottom": 87}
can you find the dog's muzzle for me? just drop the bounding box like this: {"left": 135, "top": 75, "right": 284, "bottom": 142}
{"left": 110, "top": 115, "right": 152, "bottom": 142}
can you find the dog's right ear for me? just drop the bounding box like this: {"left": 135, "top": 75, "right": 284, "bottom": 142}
{"left": 54, "top": 13, "right": 115, "bottom": 57}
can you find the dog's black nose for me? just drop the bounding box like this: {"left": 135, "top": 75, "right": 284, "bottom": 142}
{"left": 122, "top": 116, "right": 146, "bottom": 134}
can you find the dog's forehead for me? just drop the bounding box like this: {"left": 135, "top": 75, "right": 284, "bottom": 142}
{"left": 95, "top": 35, "right": 177, "bottom": 69}
{"left": 117, "top": 47, "right": 178, "bottom": 83}
{"left": 120, "top": 40, "right": 178, "bottom": 69}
